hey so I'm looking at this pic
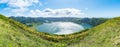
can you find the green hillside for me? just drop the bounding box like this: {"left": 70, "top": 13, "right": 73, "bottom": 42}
{"left": 1, "top": 14, "right": 120, "bottom": 47}
{"left": 69, "top": 17, "right": 120, "bottom": 47}
{"left": 0, "top": 14, "right": 60, "bottom": 47}
{"left": 0, "top": 14, "right": 88, "bottom": 47}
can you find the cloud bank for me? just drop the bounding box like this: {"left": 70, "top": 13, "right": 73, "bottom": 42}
{"left": 0, "top": 0, "right": 41, "bottom": 8}
{"left": 0, "top": 0, "right": 85, "bottom": 17}
{"left": 30, "top": 8, "right": 84, "bottom": 17}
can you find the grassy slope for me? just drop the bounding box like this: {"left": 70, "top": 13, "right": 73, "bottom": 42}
{"left": 0, "top": 14, "right": 90, "bottom": 47}
{"left": 0, "top": 14, "right": 60, "bottom": 47}
{"left": 1, "top": 14, "right": 120, "bottom": 47}
{"left": 68, "top": 17, "right": 120, "bottom": 47}
{"left": 0, "top": 14, "right": 89, "bottom": 47}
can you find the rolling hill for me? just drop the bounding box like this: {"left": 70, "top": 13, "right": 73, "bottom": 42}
{"left": 0, "top": 14, "right": 89, "bottom": 47}
{"left": 0, "top": 14, "right": 61, "bottom": 47}
{"left": 0, "top": 14, "right": 120, "bottom": 47}
{"left": 69, "top": 17, "right": 120, "bottom": 47}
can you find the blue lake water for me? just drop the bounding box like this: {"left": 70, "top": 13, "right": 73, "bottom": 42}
{"left": 35, "top": 22, "right": 92, "bottom": 35}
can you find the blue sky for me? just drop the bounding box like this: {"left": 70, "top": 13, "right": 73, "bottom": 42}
{"left": 0, "top": 0, "right": 120, "bottom": 17}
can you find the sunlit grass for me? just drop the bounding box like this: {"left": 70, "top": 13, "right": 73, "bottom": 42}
{"left": 1, "top": 14, "right": 120, "bottom": 47}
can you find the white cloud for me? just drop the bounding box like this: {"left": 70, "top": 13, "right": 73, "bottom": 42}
{"left": 0, "top": 0, "right": 8, "bottom": 3}
{"left": 0, "top": 0, "right": 85, "bottom": 17}
{"left": 11, "top": 8, "right": 28, "bottom": 13}
{"left": 0, "top": 0, "right": 41, "bottom": 8}
{"left": 0, "top": 0, "right": 41, "bottom": 13}
{"left": 30, "top": 8, "right": 85, "bottom": 17}
{"left": 0, "top": 0, "right": 43, "bottom": 17}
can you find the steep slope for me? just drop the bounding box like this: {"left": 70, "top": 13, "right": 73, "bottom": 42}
{"left": 69, "top": 17, "right": 120, "bottom": 47}
{"left": 0, "top": 14, "right": 59, "bottom": 47}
